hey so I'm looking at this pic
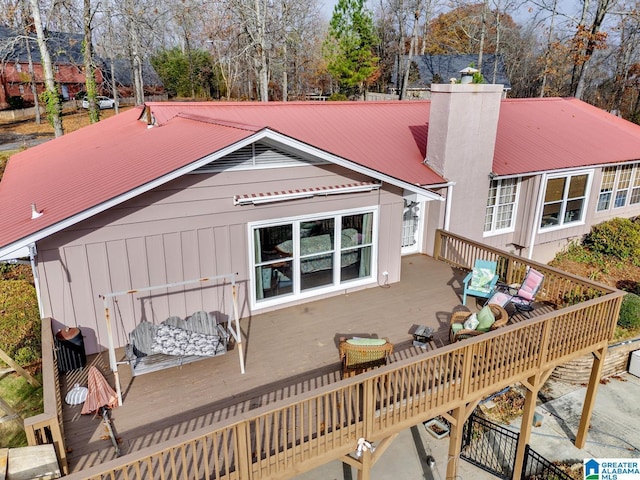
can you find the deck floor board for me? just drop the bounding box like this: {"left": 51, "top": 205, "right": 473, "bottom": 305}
{"left": 59, "top": 254, "right": 550, "bottom": 472}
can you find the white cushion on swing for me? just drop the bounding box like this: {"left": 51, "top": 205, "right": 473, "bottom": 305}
{"left": 151, "top": 324, "right": 221, "bottom": 357}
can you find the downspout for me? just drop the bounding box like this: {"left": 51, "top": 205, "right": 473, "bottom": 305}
{"left": 28, "top": 244, "right": 44, "bottom": 316}
{"left": 528, "top": 174, "right": 547, "bottom": 260}
{"left": 444, "top": 183, "right": 454, "bottom": 231}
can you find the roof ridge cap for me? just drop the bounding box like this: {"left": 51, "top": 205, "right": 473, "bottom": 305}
{"left": 174, "top": 113, "right": 262, "bottom": 132}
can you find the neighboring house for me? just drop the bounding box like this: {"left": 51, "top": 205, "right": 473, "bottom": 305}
{"left": 1, "top": 85, "right": 640, "bottom": 358}
{"left": 391, "top": 54, "right": 511, "bottom": 98}
{"left": 101, "top": 58, "right": 164, "bottom": 98}
{"left": 0, "top": 26, "right": 105, "bottom": 108}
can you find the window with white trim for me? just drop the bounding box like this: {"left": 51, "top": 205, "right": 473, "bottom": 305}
{"left": 540, "top": 173, "right": 590, "bottom": 229}
{"left": 251, "top": 209, "right": 376, "bottom": 305}
{"left": 484, "top": 178, "right": 518, "bottom": 234}
{"left": 597, "top": 164, "right": 640, "bottom": 211}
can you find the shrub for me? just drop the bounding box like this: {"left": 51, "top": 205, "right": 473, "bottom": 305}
{"left": 0, "top": 280, "right": 41, "bottom": 365}
{"left": 327, "top": 93, "right": 348, "bottom": 101}
{"left": 617, "top": 279, "right": 640, "bottom": 295}
{"left": 584, "top": 218, "right": 640, "bottom": 265}
{"left": 618, "top": 293, "right": 640, "bottom": 330}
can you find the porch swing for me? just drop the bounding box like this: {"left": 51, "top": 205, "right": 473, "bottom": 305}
{"left": 99, "top": 273, "right": 245, "bottom": 406}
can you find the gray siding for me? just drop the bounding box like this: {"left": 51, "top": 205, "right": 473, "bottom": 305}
{"left": 37, "top": 160, "right": 404, "bottom": 355}
{"left": 475, "top": 168, "right": 640, "bottom": 263}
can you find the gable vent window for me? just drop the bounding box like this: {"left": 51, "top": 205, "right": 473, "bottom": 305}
{"left": 193, "top": 142, "right": 328, "bottom": 173}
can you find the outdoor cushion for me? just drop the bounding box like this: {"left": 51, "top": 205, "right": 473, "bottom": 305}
{"left": 463, "top": 313, "right": 479, "bottom": 330}
{"left": 151, "top": 324, "right": 221, "bottom": 357}
{"left": 476, "top": 305, "right": 496, "bottom": 332}
{"left": 518, "top": 268, "right": 545, "bottom": 300}
{"left": 346, "top": 337, "right": 387, "bottom": 346}
{"left": 451, "top": 323, "right": 464, "bottom": 334}
{"left": 469, "top": 267, "right": 495, "bottom": 293}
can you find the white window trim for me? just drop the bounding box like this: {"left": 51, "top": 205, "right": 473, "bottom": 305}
{"left": 596, "top": 163, "right": 640, "bottom": 212}
{"left": 248, "top": 206, "right": 379, "bottom": 310}
{"left": 538, "top": 170, "right": 593, "bottom": 233}
{"left": 483, "top": 178, "right": 520, "bottom": 237}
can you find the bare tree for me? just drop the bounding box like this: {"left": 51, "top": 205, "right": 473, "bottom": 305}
{"left": 231, "top": 0, "right": 269, "bottom": 101}
{"left": 570, "top": 0, "right": 616, "bottom": 98}
{"left": 401, "top": 2, "right": 423, "bottom": 100}
{"left": 28, "top": 0, "right": 63, "bottom": 136}
{"left": 83, "top": 0, "right": 100, "bottom": 122}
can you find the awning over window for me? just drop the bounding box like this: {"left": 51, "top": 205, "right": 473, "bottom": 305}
{"left": 233, "top": 181, "right": 381, "bottom": 205}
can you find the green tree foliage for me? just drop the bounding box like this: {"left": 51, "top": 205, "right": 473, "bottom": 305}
{"left": 324, "top": 0, "right": 380, "bottom": 97}
{"left": 151, "top": 47, "right": 219, "bottom": 99}
{"left": 0, "top": 280, "right": 41, "bottom": 365}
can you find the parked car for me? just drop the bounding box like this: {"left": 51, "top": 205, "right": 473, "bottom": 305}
{"left": 82, "top": 96, "right": 117, "bottom": 109}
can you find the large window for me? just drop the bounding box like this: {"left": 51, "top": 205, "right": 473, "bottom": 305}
{"left": 251, "top": 209, "right": 376, "bottom": 305}
{"left": 540, "top": 173, "right": 590, "bottom": 229}
{"left": 484, "top": 178, "right": 519, "bottom": 234}
{"left": 597, "top": 164, "right": 640, "bottom": 211}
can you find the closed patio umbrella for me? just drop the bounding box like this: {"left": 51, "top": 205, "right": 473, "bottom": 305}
{"left": 81, "top": 366, "right": 118, "bottom": 415}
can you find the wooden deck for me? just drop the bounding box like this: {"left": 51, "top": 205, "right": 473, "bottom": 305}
{"left": 59, "top": 254, "right": 554, "bottom": 473}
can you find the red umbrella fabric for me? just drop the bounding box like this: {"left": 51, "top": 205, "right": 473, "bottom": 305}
{"left": 81, "top": 366, "right": 118, "bottom": 415}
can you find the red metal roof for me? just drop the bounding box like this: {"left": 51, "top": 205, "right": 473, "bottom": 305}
{"left": 148, "top": 101, "right": 439, "bottom": 186}
{"left": 0, "top": 107, "right": 256, "bottom": 252}
{"left": 495, "top": 98, "right": 640, "bottom": 176}
{"left": 0, "top": 101, "right": 439, "bottom": 254}
{"left": 3, "top": 98, "right": 640, "bottom": 255}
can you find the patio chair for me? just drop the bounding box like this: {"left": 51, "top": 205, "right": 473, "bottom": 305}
{"left": 339, "top": 337, "right": 394, "bottom": 378}
{"left": 462, "top": 259, "right": 499, "bottom": 305}
{"left": 486, "top": 267, "right": 545, "bottom": 319}
{"left": 449, "top": 303, "right": 509, "bottom": 343}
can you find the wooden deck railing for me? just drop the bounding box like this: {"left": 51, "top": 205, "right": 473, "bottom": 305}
{"left": 433, "top": 229, "right": 611, "bottom": 306}
{"left": 57, "top": 231, "right": 623, "bottom": 480}
{"left": 24, "top": 317, "right": 68, "bottom": 474}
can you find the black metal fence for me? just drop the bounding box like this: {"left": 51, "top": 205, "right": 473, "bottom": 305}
{"left": 461, "top": 413, "right": 576, "bottom": 480}
{"left": 522, "top": 445, "right": 574, "bottom": 480}
{"left": 461, "top": 413, "right": 519, "bottom": 479}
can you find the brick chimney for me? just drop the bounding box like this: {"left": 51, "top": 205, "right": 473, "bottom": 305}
{"left": 426, "top": 83, "right": 504, "bottom": 238}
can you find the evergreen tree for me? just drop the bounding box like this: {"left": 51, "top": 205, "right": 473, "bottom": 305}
{"left": 324, "top": 0, "right": 380, "bottom": 98}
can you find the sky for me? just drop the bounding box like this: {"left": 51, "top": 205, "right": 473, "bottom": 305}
{"left": 321, "top": 0, "right": 338, "bottom": 19}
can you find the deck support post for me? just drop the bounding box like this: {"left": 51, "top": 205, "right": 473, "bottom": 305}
{"left": 575, "top": 346, "right": 606, "bottom": 448}
{"left": 445, "top": 406, "right": 464, "bottom": 480}
{"left": 357, "top": 447, "right": 372, "bottom": 480}
{"left": 342, "top": 433, "right": 398, "bottom": 479}
{"left": 441, "top": 397, "right": 480, "bottom": 480}
{"left": 512, "top": 367, "right": 553, "bottom": 480}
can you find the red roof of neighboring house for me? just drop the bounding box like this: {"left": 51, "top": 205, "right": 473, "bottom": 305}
{"left": 495, "top": 98, "right": 640, "bottom": 176}
{"left": 3, "top": 97, "right": 640, "bottom": 256}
